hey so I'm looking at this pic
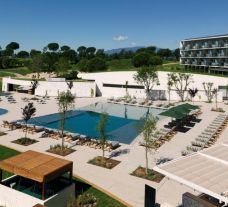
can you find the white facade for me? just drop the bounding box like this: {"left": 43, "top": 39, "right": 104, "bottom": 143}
{"left": 180, "top": 34, "right": 228, "bottom": 73}
{"left": 2, "top": 77, "right": 96, "bottom": 97}
{"left": 79, "top": 71, "right": 227, "bottom": 102}
{"left": 0, "top": 176, "right": 75, "bottom": 207}
{"left": 2, "top": 72, "right": 227, "bottom": 102}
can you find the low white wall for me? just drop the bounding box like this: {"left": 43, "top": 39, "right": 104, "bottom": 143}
{"left": 79, "top": 71, "right": 227, "bottom": 102}
{"left": 0, "top": 183, "right": 41, "bottom": 207}
{"left": 0, "top": 177, "right": 75, "bottom": 207}
{"left": 35, "top": 81, "right": 96, "bottom": 97}
{"left": 2, "top": 77, "right": 96, "bottom": 97}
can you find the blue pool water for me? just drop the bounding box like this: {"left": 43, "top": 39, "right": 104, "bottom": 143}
{"left": 28, "top": 102, "right": 163, "bottom": 144}
{"left": 0, "top": 108, "right": 8, "bottom": 116}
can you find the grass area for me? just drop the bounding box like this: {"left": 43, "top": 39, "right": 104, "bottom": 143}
{"left": 0, "top": 145, "right": 126, "bottom": 207}
{"left": 0, "top": 71, "right": 16, "bottom": 77}
{"left": 158, "top": 64, "right": 228, "bottom": 78}
{"left": 107, "top": 59, "right": 136, "bottom": 71}
{"left": 0, "top": 145, "right": 19, "bottom": 179}
{"left": 3, "top": 67, "right": 32, "bottom": 76}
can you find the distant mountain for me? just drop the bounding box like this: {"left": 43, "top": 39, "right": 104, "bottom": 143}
{"left": 105, "top": 46, "right": 145, "bottom": 55}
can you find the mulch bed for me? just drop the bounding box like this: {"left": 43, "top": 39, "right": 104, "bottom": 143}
{"left": 47, "top": 147, "right": 75, "bottom": 156}
{"left": 12, "top": 137, "right": 38, "bottom": 146}
{"left": 88, "top": 156, "right": 121, "bottom": 169}
{"left": 131, "top": 166, "right": 164, "bottom": 183}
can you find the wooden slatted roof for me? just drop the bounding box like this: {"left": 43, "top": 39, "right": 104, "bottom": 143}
{"left": 0, "top": 150, "right": 73, "bottom": 183}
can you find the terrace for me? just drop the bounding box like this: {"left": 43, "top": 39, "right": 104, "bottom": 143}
{"left": 0, "top": 150, "right": 74, "bottom": 207}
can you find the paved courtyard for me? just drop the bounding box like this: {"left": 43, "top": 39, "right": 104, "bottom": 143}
{"left": 0, "top": 92, "right": 227, "bottom": 207}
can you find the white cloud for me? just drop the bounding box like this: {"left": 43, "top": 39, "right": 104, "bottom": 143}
{"left": 131, "top": 42, "right": 136, "bottom": 46}
{"left": 113, "top": 35, "right": 128, "bottom": 41}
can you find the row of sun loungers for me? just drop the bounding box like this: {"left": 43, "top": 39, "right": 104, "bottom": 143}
{"left": 1, "top": 120, "right": 120, "bottom": 152}
{"left": 1, "top": 121, "right": 45, "bottom": 133}
{"left": 182, "top": 114, "right": 228, "bottom": 156}
{"left": 6, "top": 95, "right": 17, "bottom": 104}
{"left": 40, "top": 128, "right": 120, "bottom": 151}
{"left": 139, "top": 127, "right": 177, "bottom": 149}
{"left": 107, "top": 97, "right": 154, "bottom": 107}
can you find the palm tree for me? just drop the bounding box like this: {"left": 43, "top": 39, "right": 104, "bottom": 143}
{"left": 188, "top": 88, "right": 198, "bottom": 104}
{"left": 21, "top": 103, "right": 36, "bottom": 138}
{"left": 30, "top": 79, "right": 39, "bottom": 95}
{"left": 57, "top": 90, "right": 75, "bottom": 150}
{"left": 142, "top": 115, "right": 157, "bottom": 175}
{"left": 97, "top": 112, "right": 108, "bottom": 159}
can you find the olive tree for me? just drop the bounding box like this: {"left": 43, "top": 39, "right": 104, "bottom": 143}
{"left": 202, "top": 82, "right": 215, "bottom": 103}
{"left": 167, "top": 73, "right": 193, "bottom": 102}
{"left": 142, "top": 115, "right": 157, "bottom": 175}
{"left": 97, "top": 112, "right": 108, "bottom": 159}
{"left": 58, "top": 91, "right": 75, "bottom": 149}
{"left": 213, "top": 88, "right": 218, "bottom": 110}
{"left": 134, "top": 66, "right": 159, "bottom": 100}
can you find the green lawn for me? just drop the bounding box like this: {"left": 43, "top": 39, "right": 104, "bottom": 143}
{"left": 158, "top": 64, "right": 228, "bottom": 78}
{"left": 3, "top": 67, "right": 32, "bottom": 76}
{"left": 107, "top": 58, "right": 136, "bottom": 71}
{"left": 0, "top": 145, "right": 126, "bottom": 207}
{"left": 0, "top": 71, "right": 16, "bottom": 77}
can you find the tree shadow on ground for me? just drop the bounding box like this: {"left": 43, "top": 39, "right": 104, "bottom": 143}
{"left": 109, "top": 149, "right": 130, "bottom": 159}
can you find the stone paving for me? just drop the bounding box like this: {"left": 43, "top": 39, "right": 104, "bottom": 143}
{"left": 0, "top": 92, "right": 227, "bottom": 207}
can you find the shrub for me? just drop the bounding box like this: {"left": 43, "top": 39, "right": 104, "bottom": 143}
{"left": 86, "top": 57, "right": 107, "bottom": 72}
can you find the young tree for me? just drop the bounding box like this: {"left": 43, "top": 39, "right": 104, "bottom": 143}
{"left": 226, "top": 85, "right": 228, "bottom": 105}
{"left": 168, "top": 73, "right": 193, "bottom": 102}
{"left": 30, "top": 79, "right": 39, "bottom": 95}
{"left": 21, "top": 103, "right": 36, "bottom": 138}
{"left": 134, "top": 66, "right": 159, "bottom": 99}
{"left": 97, "top": 112, "right": 108, "bottom": 159}
{"left": 142, "top": 115, "right": 157, "bottom": 175}
{"left": 58, "top": 91, "right": 75, "bottom": 150}
{"left": 188, "top": 88, "right": 198, "bottom": 104}
{"left": 125, "top": 81, "right": 129, "bottom": 98}
{"left": 213, "top": 88, "right": 218, "bottom": 110}
{"left": 202, "top": 82, "right": 215, "bottom": 103}
{"left": 167, "top": 79, "right": 173, "bottom": 104}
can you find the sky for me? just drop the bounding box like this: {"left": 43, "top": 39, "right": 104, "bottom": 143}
{"left": 0, "top": 0, "right": 228, "bottom": 52}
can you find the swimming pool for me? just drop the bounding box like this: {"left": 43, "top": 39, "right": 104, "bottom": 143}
{"left": 0, "top": 108, "right": 8, "bottom": 116}
{"left": 29, "top": 102, "right": 163, "bottom": 144}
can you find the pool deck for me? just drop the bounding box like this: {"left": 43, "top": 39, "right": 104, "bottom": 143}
{"left": 0, "top": 92, "right": 228, "bottom": 207}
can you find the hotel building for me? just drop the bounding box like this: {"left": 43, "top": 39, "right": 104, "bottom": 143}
{"left": 180, "top": 34, "right": 228, "bottom": 74}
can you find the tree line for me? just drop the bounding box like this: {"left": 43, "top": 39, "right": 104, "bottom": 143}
{"left": 0, "top": 41, "right": 180, "bottom": 74}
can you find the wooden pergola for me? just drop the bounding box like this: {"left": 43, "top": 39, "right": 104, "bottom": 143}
{"left": 0, "top": 150, "right": 73, "bottom": 200}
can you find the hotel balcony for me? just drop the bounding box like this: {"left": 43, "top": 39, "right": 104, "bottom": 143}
{"left": 206, "top": 53, "right": 213, "bottom": 57}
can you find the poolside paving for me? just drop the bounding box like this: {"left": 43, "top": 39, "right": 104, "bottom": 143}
{"left": 0, "top": 92, "right": 227, "bottom": 206}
